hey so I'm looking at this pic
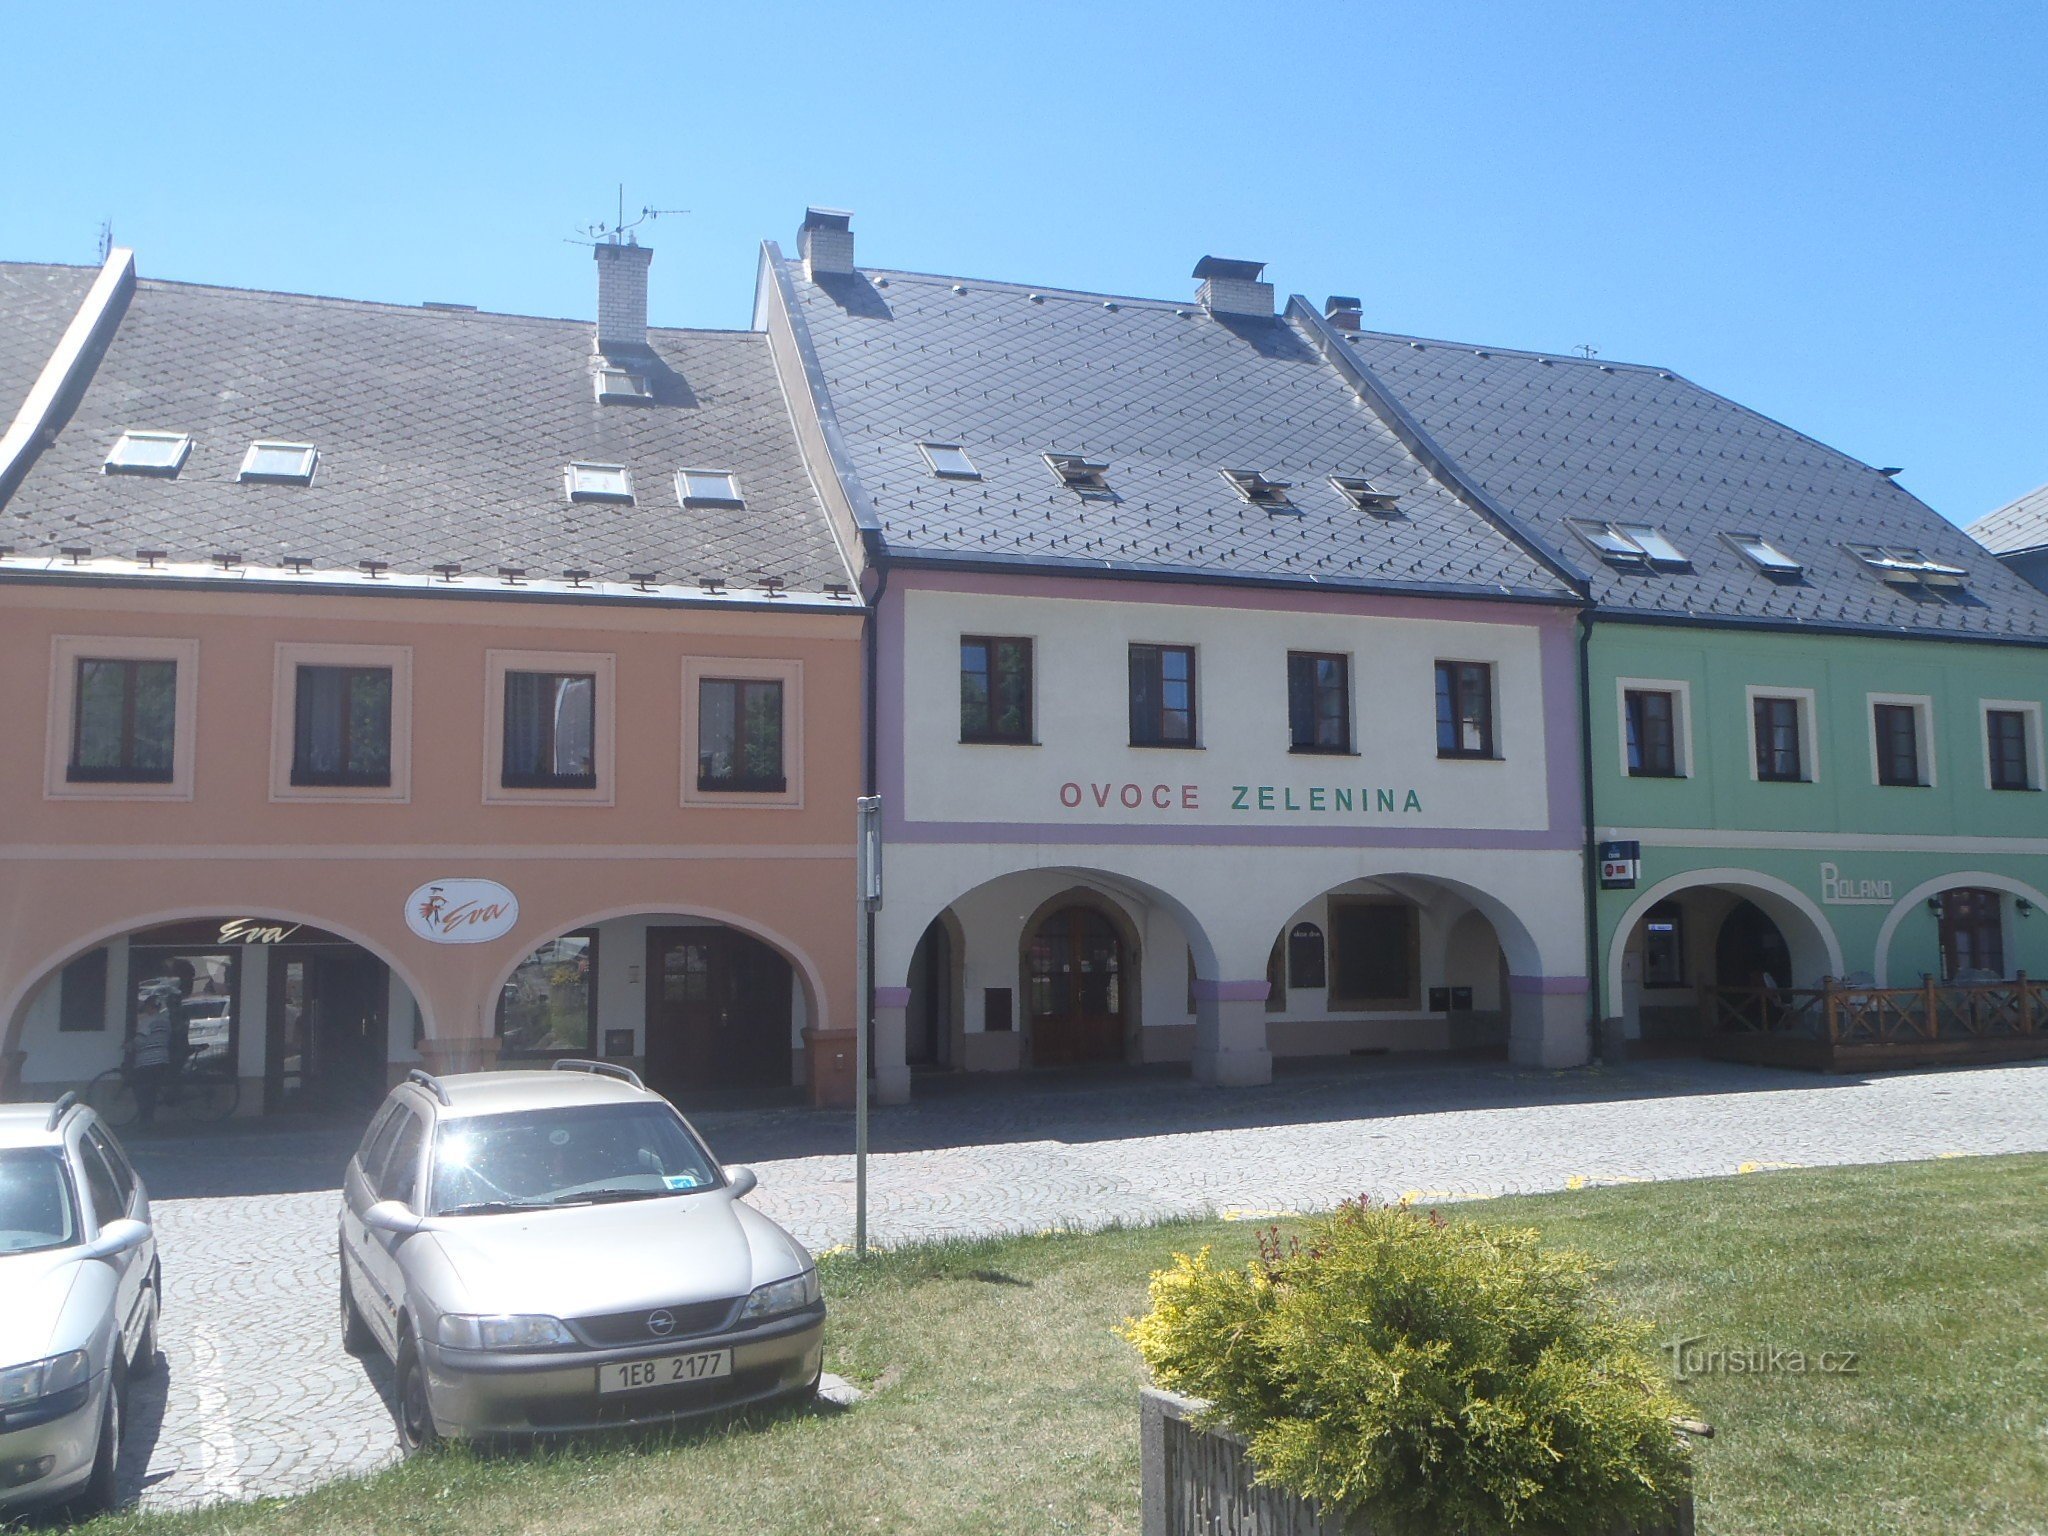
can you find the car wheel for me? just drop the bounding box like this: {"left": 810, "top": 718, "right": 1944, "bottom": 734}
{"left": 133, "top": 1278, "right": 163, "bottom": 1375}
{"left": 75, "top": 1360, "right": 124, "bottom": 1515}
{"left": 339, "top": 1251, "right": 375, "bottom": 1357}
{"left": 394, "top": 1332, "right": 438, "bottom": 1455}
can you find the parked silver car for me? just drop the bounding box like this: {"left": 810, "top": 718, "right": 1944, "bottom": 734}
{"left": 0, "top": 1095, "right": 159, "bottom": 1515}
{"left": 338, "top": 1061, "right": 823, "bottom": 1448}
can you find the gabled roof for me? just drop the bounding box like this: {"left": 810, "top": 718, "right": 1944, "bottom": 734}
{"left": 0, "top": 260, "right": 857, "bottom": 607}
{"left": 1969, "top": 481, "right": 2048, "bottom": 559}
{"left": 768, "top": 253, "right": 1579, "bottom": 603}
{"left": 1337, "top": 329, "right": 2048, "bottom": 641}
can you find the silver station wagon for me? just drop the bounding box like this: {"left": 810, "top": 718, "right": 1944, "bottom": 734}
{"left": 337, "top": 1061, "right": 822, "bottom": 1447}
{"left": 0, "top": 1096, "right": 158, "bottom": 1516}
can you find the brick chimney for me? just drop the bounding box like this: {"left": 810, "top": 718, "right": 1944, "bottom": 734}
{"left": 1193, "top": 256, "right": 1274, "bottom": 319}
{"left": 594, "top": 239, "right": 653, "bottom": 357}
{"left": 1324, "top": 295, "right": 1363, "bottom": 332}
{"left": 799, "top": 207, "right": 855, "bottom": 278}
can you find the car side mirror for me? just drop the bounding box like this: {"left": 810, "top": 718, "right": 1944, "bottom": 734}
{"left": 81, "top": 1218, "right": 150, "bottom": 1262}
{"left": 362, "top": 1200, "right": 429, "bottom": 1238}
{"left": 725, "top": 1165, "right": 759, "bottom": 1199}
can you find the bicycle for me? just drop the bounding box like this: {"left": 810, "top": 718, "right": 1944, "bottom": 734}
{"left": 87, "top": 1056, "right": 241, "bottom": 1128}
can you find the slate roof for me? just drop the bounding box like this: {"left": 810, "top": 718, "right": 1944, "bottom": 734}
{"left": 1969, "top": 481, "right": 2048, "bottom": 558}
{"left": 0, "top": 261, "right": 855, "bottom": 601}
{"left": 770, "top": 254, "right": 1576, "bottom": 602}
{"left": 0, "top": 263, "right": 96, "bottom": 418}
{"left": 1338, "top": 329, "right": 2048, "bottom": 640}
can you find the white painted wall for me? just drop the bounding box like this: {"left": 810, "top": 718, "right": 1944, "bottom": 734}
{"left": 899, "top": 587, "right": 1557, "bottom": 832}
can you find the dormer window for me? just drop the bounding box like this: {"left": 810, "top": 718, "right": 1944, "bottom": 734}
{"left": 104, "top": 431, "right": 191, "bottom": 477}
{"left": 1221, "top": 469, "right": 1294, "bottom": 510}
{"left": 1570, "top": 520, "right": 1690, "bottom": 571}
{"left": 594, "top": 367, "right": 652, "bottom": 404}
{"left": 918, "top": 442, "right": 981, "bottom": 480}
{"left": 676, "top": 469, "right": 743, "bottom": 508}
{"left": 238, "top": 441, "right": 318, "bottom": 485}
{"left": 1330, "top": 475, "right": 1401, "bottom": 514}
{"left": 1846, "top": 544, "right": 1967, "bottom": 588}
{"left": 565, "top": 463, "right": 633, "bottom": 503}
{"left": 1725, "top": 532, "right": 1804, "bottom": 581}
{"left": 1045, "top": 453, "right": 1112, "bottom": 495}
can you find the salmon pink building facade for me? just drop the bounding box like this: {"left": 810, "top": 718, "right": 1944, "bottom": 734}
{"left": 0, "top": 245, "right": 864, "bottom": 1116}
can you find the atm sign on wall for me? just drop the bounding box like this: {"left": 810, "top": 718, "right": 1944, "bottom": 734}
{"left": 1598, "top": 840, "right": 1641, "bottom": 890}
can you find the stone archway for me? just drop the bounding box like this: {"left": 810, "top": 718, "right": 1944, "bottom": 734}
{"left": 1606, "top": 868, "right": 1844, "bottom": 1010}
{"left": 1874, "top": 872, "right": 2048, "bottom": 985}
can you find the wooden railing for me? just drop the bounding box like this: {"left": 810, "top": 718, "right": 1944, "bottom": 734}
{"left": 1711, "top": 975, "right": 2046, "bottom": 1046}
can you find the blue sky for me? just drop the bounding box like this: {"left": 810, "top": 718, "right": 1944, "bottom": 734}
{"left": 4, "top": 1, "right": 2041, "bottom": 521}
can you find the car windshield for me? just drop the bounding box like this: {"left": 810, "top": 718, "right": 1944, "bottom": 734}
{"left": 428, "top": 1102, "right": 721, "bottom": 1216}
{"left": 0, "top": 1147, "right": 78, "bottom": 1255}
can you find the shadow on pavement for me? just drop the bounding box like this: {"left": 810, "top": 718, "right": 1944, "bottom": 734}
{"left": 111, "top": 1053, "right": 2041, "bottom": 1202}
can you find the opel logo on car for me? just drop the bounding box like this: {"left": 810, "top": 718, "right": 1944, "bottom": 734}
{"left": 647, "top": 1309, "right": 676, "bottom": 1337}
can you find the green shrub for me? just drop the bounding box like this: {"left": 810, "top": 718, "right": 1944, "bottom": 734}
{"left": 1122, "top": 1200, "right": 1694, "bottom": 1534}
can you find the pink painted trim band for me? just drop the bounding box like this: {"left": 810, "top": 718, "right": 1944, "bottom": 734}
{"left": 1192, "top": 978, "right": 1271, "bottom": 1002}
{"left": 886, "top": 821, "right": 1580, "bottom": 851}
{"left": 873, "top": 986, "right": 913, "bottom": 1008}
{"left": 1507, "top": 975, "right": 1590, "bottom": 995}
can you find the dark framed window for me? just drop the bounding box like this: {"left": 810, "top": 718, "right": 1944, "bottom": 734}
{"left": 1753, "top": 696, "right": 1805, "bottom": 782}
{"left": 960, "top": 636, "right": 1033, "bottom": 744}
{"left": 502, "top": 671, "right": 597, "bottom": 788}
{"left": 1287, "top": 652, "right": 1351, "bottom": 754}
{"left": 1874, "top": 703, "right": 1924, "bottom": 787}
{"left": 1642, "top": 901, "right": 1685, "bottom": 987}
{"left": 58, "top": 948, "right": 109, "bottom": 1032}
{"left": 1988, "top": 709, "right": 2032, "bottom": 791}
{"left": 1128, "top": 644, "right": 1197, "bottom": 747}
{"left": 1435, "top": 661, "right": 1495, "bottom": 758}
{"left": 1287, "top": 923, "right": 1326, "bottom": 989}
{"left": 292, "top": 665, "right": 393, "bottom": 786}
{"left": 1327, "top": 899, "right": 1419, "bottom": 1010}
{"left": 698, "top": 678, "right": 786, "bottom": 792}
{"left": 496, "top": 929, "right": 599, "bottom": 1055}
{"left": 1938, "top": 888, "right": 2004, "bottom": 979}
{"left": 1624, "top": 689, "right": 1678, "bottom": 778}
{"left": 68, "top": 657, "right": 176, "bottom": 782}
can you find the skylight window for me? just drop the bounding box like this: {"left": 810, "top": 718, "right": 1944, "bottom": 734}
{"left": 1221, "top": 469, "right": 1294, "bottom": 510}
{"left": 1569, "top": 519, "right": 1691, "bottom": 571}
{"left": 676, "top": 469, "right": 743, "bottom": 508}
{"left": 1330, "top": 474, "right": 1401, "bottom": 513}
{"left": 1046, "top": 453, "right": 1111, "bottom": 495}
{"left": 238, "top": 441, "right": 318, "bottom": 485}
{"left": 104, "top": 431, "right": 191, "bottom": 476}
{"left": 565, "top": 462, "right": 633, "bottom": 503}
{"left": 1846, "top": 544, "right": 1968, "bottom": 587}
{"left": 1725, "top": 532, "right": 1804, "bottom": 581}
{"left": 595, "top": 367, "right": 652, "bottom": 404}
{"left": 918, "top": 442, "right": 981, "bottom": 480}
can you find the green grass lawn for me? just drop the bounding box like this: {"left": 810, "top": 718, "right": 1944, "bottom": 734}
{"left": 88, "top": 1154, "right": 2048, "bottom": 1536}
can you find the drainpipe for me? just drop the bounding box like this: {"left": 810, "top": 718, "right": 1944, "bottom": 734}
{"left": 1578, "top": 610, "right": 1604, "bottom": 1064}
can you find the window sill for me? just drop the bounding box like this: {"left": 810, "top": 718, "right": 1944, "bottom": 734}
{"left": 1286, "top": 745, "right": 1357, "bottom": 757}
{"left": 1626, "top": 769, "right": 1685, "bottom": 781}
{"left": 696, "top": 781, "right": 790, "bottom": 796}
{"left": 1436, "top": 751, "right": 1502, "bottom": 763}
{"left": 1128, "top": 740, "right": 1203, "bottom": 752}
{"left": 1877, "top": 781, "right": 1933, "bottom": 790}
{"left": 1756, "top": 775, "right": 1813, "bottom": 785}
{"left": 1991, "top": 783, "right": 2041, "bottom": 793}
{"left": 959, "top": 736, "right": 1038, "bottom": 747}
{"left": 66, "top": 767, "right": 175, "bottom": 785}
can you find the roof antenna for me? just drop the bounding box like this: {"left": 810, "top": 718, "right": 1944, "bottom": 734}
{"left": 96, "top": 219, "right": 113, "bottom": 262}
{"left": 1573, "top": 343, "right": 1599, "bottom": 360}
{"left": 565, "top": 185, "right": 689, "bottom": 248}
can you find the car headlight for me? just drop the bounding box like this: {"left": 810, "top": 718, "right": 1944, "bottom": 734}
{"left": 740, "top": 1267, "right": 820, "bottom": 1323}
{"left": 0, "top": 1350, "right": 91, "bottom": 1406}
{"left": 433, "top": 1314, "right": 576, "bottom": 1351}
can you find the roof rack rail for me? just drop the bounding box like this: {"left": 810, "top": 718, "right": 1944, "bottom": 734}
{"left": 406, "top": 1068, "right": 452, "bottom": 1107}
{"left": 46, "top": 1091, "right": 79, "bottom": 1132}
{"left": 551, "top": 1059, "right": 645, "bottom": 1091}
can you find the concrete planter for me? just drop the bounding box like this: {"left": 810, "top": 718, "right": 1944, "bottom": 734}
{"left": 1140, "top": 1388, "right": 1694, "bottom": 1536}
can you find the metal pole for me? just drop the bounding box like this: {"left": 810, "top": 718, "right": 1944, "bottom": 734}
{"left": 854, "top": 796, "right": 881, "bottom": 1257}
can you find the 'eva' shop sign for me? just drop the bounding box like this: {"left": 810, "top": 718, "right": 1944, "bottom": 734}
{"left": 405, "top": 879, "right": 520, "bottom": 944}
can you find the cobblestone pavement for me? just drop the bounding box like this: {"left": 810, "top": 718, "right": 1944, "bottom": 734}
{"left": 112, "top": 1055, "right": 2048, "bottom": 1511}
